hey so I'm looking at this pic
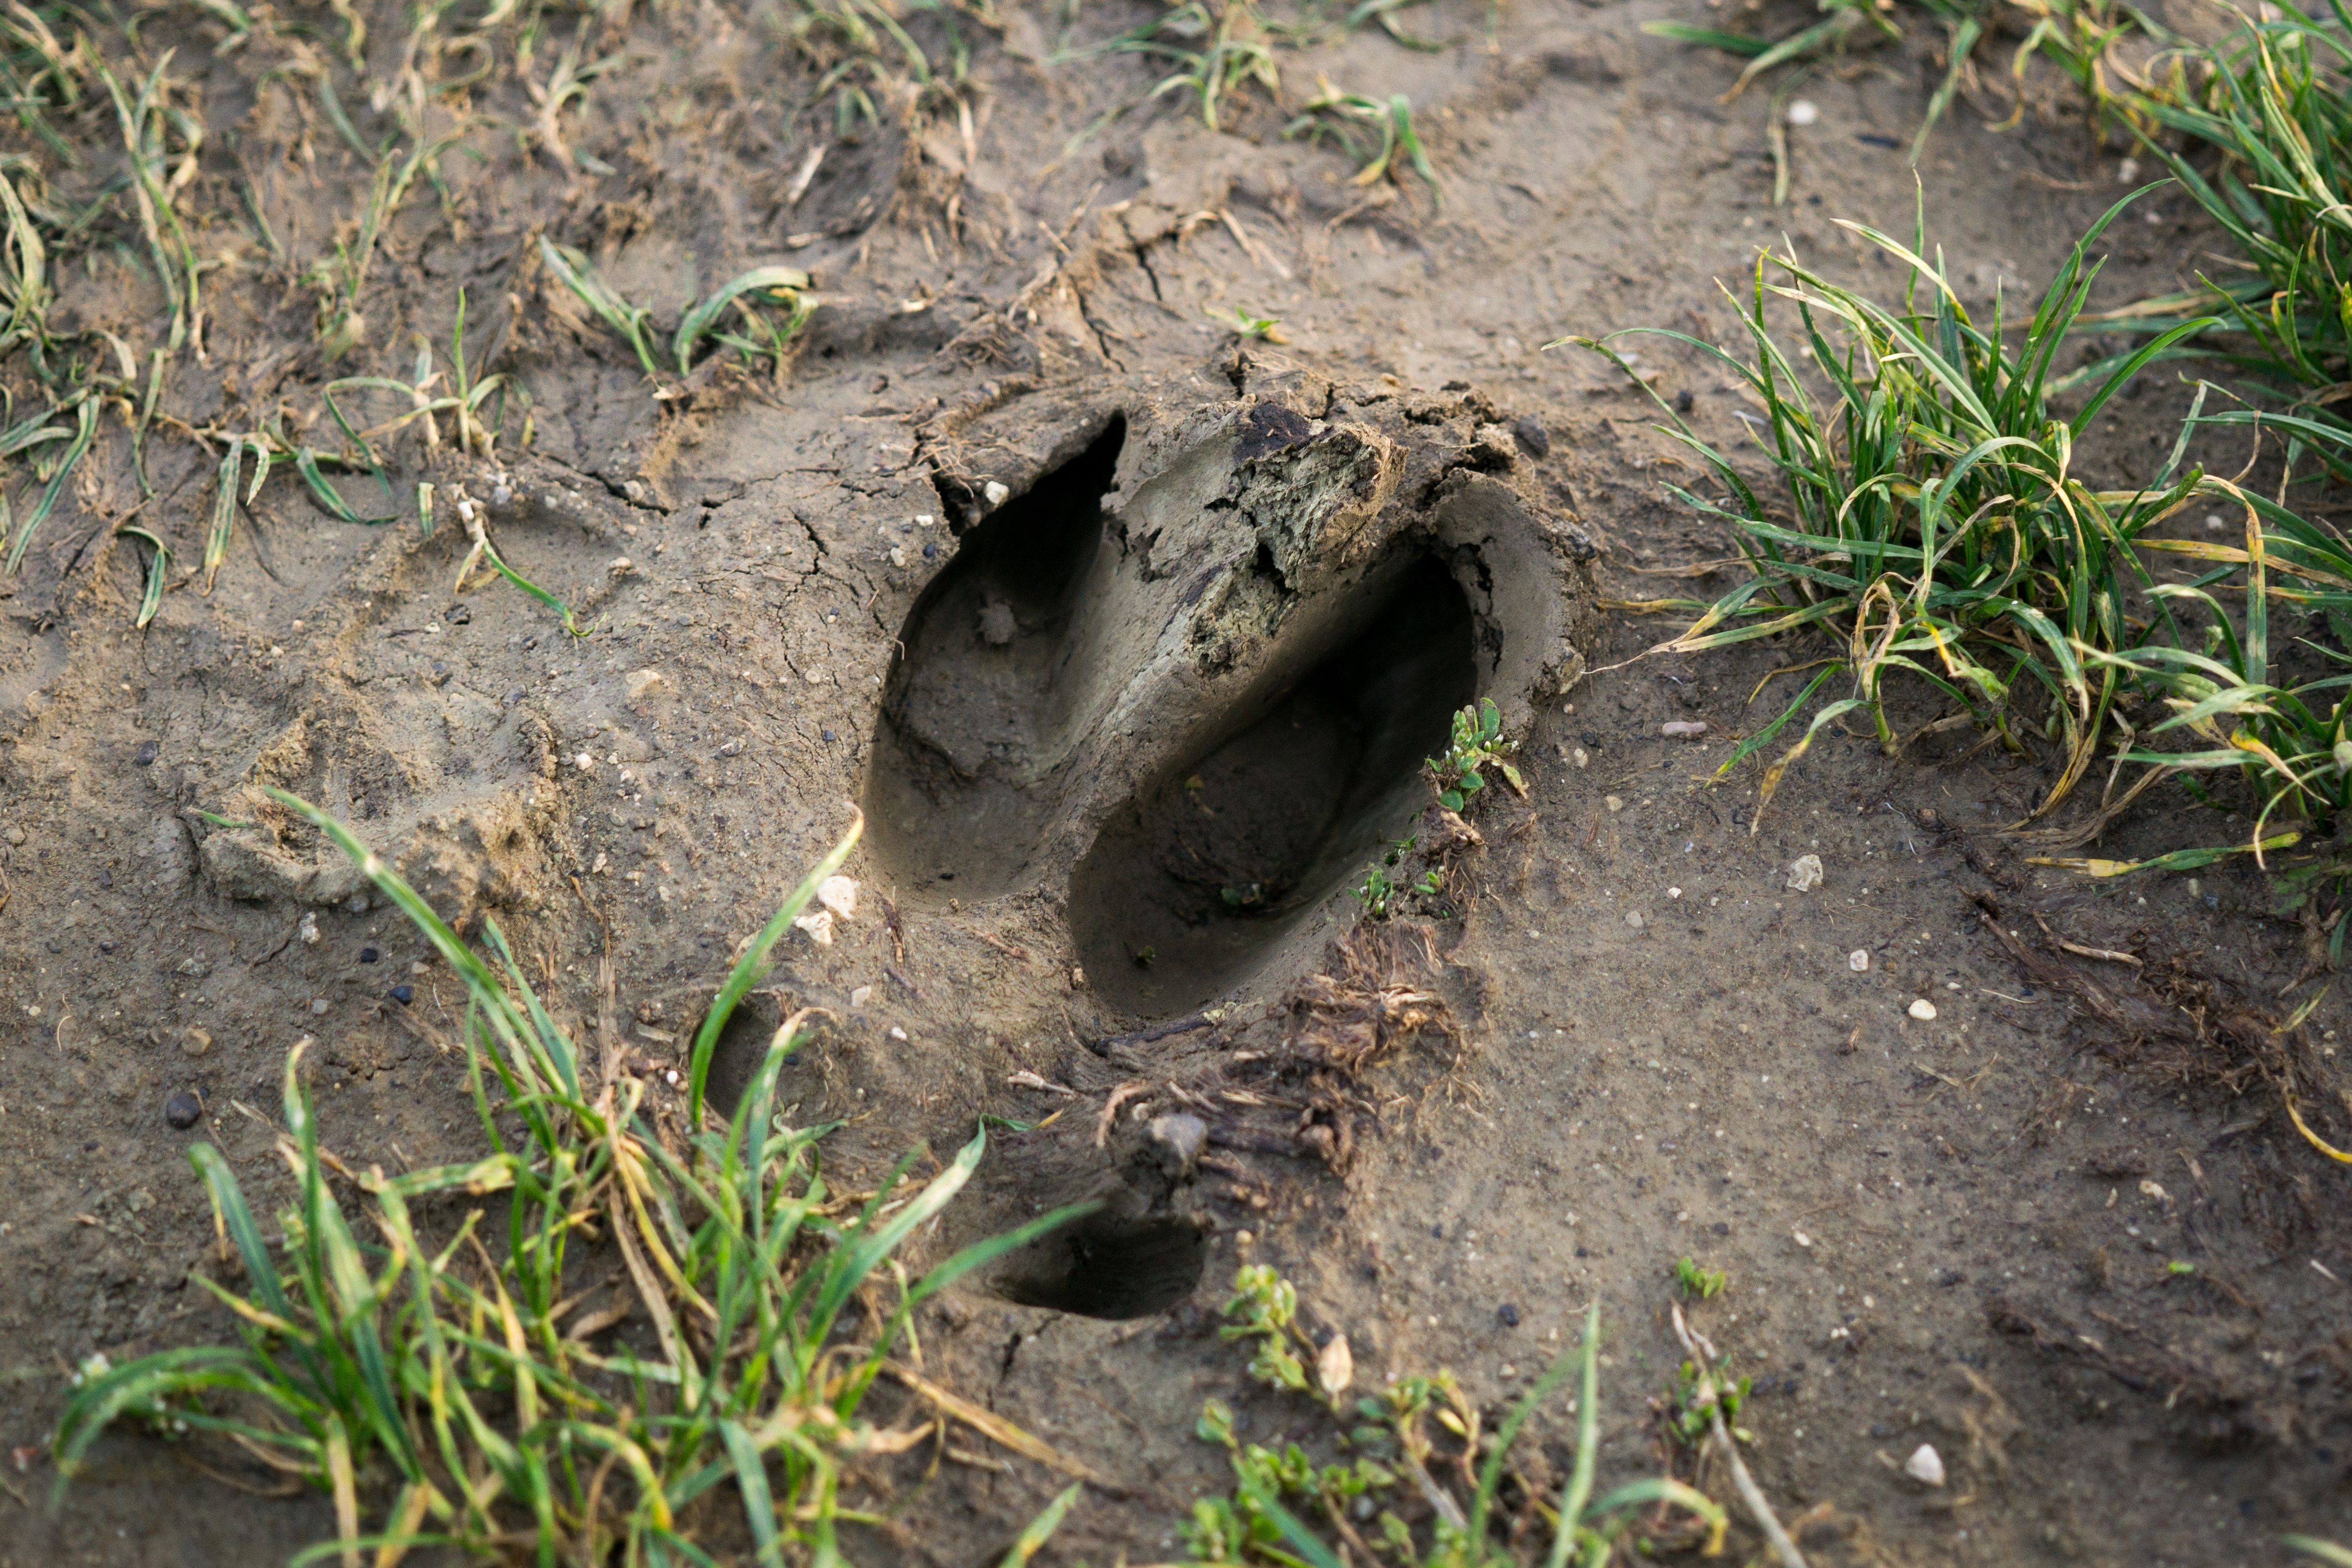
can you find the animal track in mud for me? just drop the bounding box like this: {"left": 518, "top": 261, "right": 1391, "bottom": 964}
{"left": 990, "top": 1212, "right": 1209, "bottom": 1320}
{"left": 864, "top": 420, "right": 1125, "bottom": 899}
{"left": 868, "top": 388, "right": 1596, "bottom": 1022}
{"left": 1069, "top": 554, "right": 1474, "bottom": 1014}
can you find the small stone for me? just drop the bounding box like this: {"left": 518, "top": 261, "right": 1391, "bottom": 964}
{"left": 4, "top": 826, "right": 24, "bottom": 845}
{"left": 132, "top": 740, "right": 159, "bottom": 767}
{"left": 1660, "top": 721, "right": 1707, "bottom": 738}
{"left": 849, "top": 984, "right": 873, "bottom": 1008}
{"left": 310, "top": 998, "right": 330, "bottom": 1015}
{"left": 1785, "top": 853, "right": 1823, "bottom": 892}
{"left": 447, "top": 603, "right": 472, "bottom": 625}
{"left": 983, "top": 481, "right": 1011, "bottom": 509}
{"left": 298, "top": 912, "right": 319, "bottom": 946}
{"left": 625, "top": 668, "right": 664, "bottom": 702}
{"left": 1903, "top": 1444, "right": 1945, "bottom": 1487}
{"left": 1793, "top": 1230, "right": 1811, "bottom": 1247}
{"left": 389, "top": 984, "right": 415, "bottom": 1006}
{"left": 1908, "top": 998, "right": 1938, "bottom": 1021}
{"left": 1625, "top": 910, "right": 1645, "bottom": 930}
{"left": 978, "top": 599, "right": 1017, "bottom": 646}
{"left": 792, "top": 909, "right": 836, "bottom": 946}
{"left": 718, "top": 739, "right": 745, "bottom": 757}
{"left": 489, "top": 485, "right": 513, "bottom": 510}
{"left": 1849, "top": 950, "right": 1870, "bottom": 972}
{"left": 1149, "top": 1112, "right": 1208, "bottom": 1162}
{"left": 1668, "top": 887, "right": 1683, "bottom": 899}
{"left": 1787, "top": 99, "right": 1820, "bottom": 126}
{"left": 573, "top": 752, "right": 596, "bottom": 772}
{"left": 818, "top": 876, "right": 859, "bottom": 920}
{"left": 1512, "top": 414, "right": 1550, "bottom": 458}
{"left": 887, "top": 1025, "right": 909, "bottom": 1042}
{"left": 180, "top": 1027, "right": 212, "bottom": 1059}
{"left": 1069, "top": 966, "right": 1086, "bottom": 989}
{"left": 164, "top": 1091, "right": 202, "bottom": 1130}
{"left": 344, "top": 894, "right": 370, "bottom": 916}
{"left": 1318, "top": 1332, "right": 1354, "bottom": 1396}
{"left": 1605, "top": 795, "right": 1624, "bottom": 812}
{"left": 1572, "top": 747, "right": 1589, "bottom": 768}
{"left": 1497, "top": 1301, "right": 1521, "bottom": 1327}
{"left": 359, "top": 947, "right": 380, "bottom": 965}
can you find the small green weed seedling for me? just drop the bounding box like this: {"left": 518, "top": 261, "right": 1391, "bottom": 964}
{"left": 1429, "top": 698, "right": 1523, "bottom": 813}
{"left": 1351, "top": 836, "right": 1444, "bottom": 920}
{"left": 1184, "top": 1269, "right": 1725, "bottom": 1566}
{"left": 1673, "top": 1255, "right": 1726, "bottom": 1300}
{"left": 1667, "top": 1353, "right": 1752, "bottom": 1448}
{"left": 1208, "top": 302, "right": 1288, "bottom": 343}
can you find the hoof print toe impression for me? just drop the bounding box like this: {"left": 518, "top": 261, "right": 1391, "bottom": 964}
{"left": 867, "top": 386, "right": 1596, "bottom": 1017}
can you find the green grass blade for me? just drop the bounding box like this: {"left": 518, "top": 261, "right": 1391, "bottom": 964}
{"left": 5, "top": 396, "right": 92, "bottom": 574}
{"left": 687, "top": 816, "right": 863, "bottom": 1128}
{"left": 999, "top": 1484, "right": 1082, "bottom": 1567}
{"left": 188, "top": 1143, "right": 291, "bottom": 1318}
{"left": 674, "top": 266, "right": 812, "bottom": 375}
{"left": 116, "top": 525, "right": 168, "bottom": 627}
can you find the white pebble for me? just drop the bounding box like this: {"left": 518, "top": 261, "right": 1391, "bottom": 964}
{"left": 1787, "top": 99, "right": 1819, "bottom": 126}
{"left": 1626, "top": 910, "right": 1645, "bottom": 930}
{"left": 2205, "top": 513, "right": 2227, "bottom": 533}
{"left": 1785, "top": 853, "right": 1823, "bottom": 892}
{"left": 299, "top": 912, "right": 319, "bottom": 946}
{"left": 849, "top": 984, "right": 873, "bottom": 1008}
{"left": 1792, "top": 1230, "right": 1811, "bottom": 1248}
{"left": 984, "top": 481, "right": 1011, "bottom": 508}
{"left": 1660, "top": 720, "right": 1707, "bottom": 738}
{"left": 1668, "top": 887, "right": 1682, "bottom": 899}
{"left": 791, "top": 909, "right": 836, "bottom": 946}
{"left": 1605, "top": 795, "right": 1625, "bottom": 813}
{"left": 1849, "top": 950, "right": 1870, "bottom": 971}
{"left": 1908, "top": 998, "right": 1938, "bottom": 1021}
{"left": 1904, "top": 1444, "right": 1946, "bottom": 1486}
{"left": 1572, "top": 747, "right": 1589, "bottom": 768}
{"left": 817, "top": 876, "right": 859, "bottom": 920}
{"left": 574, "top": 752, "right": 595, "bottom": 772}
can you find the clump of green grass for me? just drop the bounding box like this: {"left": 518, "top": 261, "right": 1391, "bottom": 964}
{"left": 1283, "top": 78, "right": 1437, "bottom": 193}
{"left": 2098, "top": 9, "right": 2352, "bottom": 482}
{"left": 542, "top": 239, "right": 819, "bottom": 391}
{"left": 1570, "top": 196, "right": 2227, "bottom": 831}
{"left": 1182, "top": 1268, "right": 1726, "bottom": 1565}
{"left": 55, "top": 799, "right": 1090, "bottom": 1564}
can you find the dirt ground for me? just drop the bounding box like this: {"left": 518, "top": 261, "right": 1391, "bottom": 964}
{"left": 0, "top": 0, "right": 2348, "bottom": 1563}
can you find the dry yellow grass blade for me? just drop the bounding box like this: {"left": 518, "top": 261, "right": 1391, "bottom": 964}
{"left": 885, "top": 1364, "right": 1117, "bottom": 1490}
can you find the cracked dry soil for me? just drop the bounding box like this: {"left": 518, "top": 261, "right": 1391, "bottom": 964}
{"left": 1, "top": 1, "right": 2349, "bottom": 1565}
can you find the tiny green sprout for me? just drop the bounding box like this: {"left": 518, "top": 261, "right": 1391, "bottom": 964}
{"left": 1668, "top": 1355, "right": 1750, "bottom": 1447}
{"left": 1207, "top": 303, "right": 1289, "bottom": 343}
{"left": 2168, "top": 1259, "right": 2197, "bottom": 1276}
{"left": 1353, "top": 867, "right": 1402, "bottom": 918}
{"left": 1674, "top": 1256, "right": 1727, "bottom": 1299}
{"left": 1429, "top": 697, "right": 1525, "bottom": 811}
{"left": 1221, "top": 882, "right": 1267, "bottom": 910}
{"left": 1133, "top": 945, "right": 1156, "bottom": 966}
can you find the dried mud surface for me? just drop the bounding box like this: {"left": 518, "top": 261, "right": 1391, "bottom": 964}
{"left": 0, "top": 1, "right": 2347, "bottom": 1565}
